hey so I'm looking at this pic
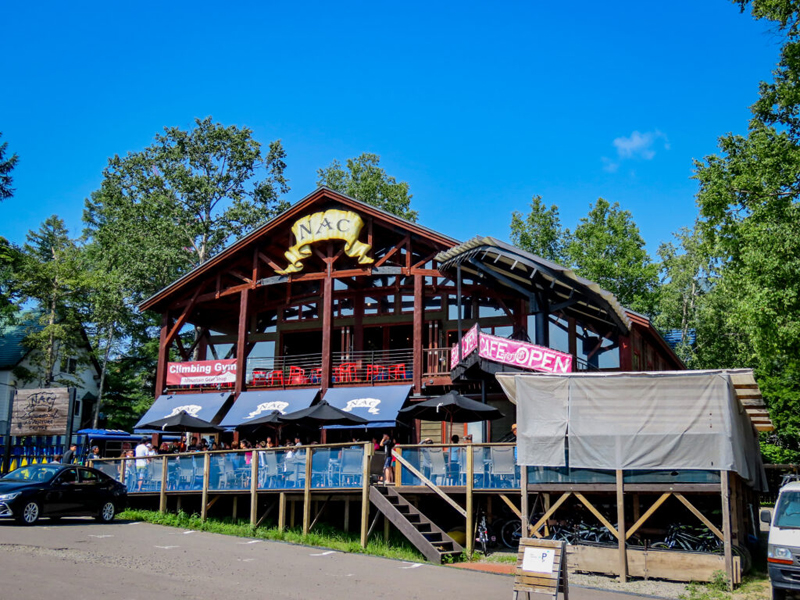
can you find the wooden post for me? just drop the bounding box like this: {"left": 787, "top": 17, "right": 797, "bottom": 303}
{"left": 394, "top": 446, "right": 402, "bottom": 486}
{"left": 235, "top": 287, "right": 250, "bottom": 396}
{"left": 321, "top": 275, "right": 333, "bottom": 391}
{"left": 466, "top": 444, "right": 474, "bottom": 556}
{"left": 543, "top": 493, "right": 551, "bottom": 537}
{"left": 344, "top": 497, "right": 350, "bottom": 532}
{"left": 155, "top": 312, "right": 169, "bottom": 398}
{"left": 303, "top": 448, "right": 313, "bottom": 535}
{"left": 232, "top": 496, "right": 238, "bottom": 521}
{"left": 384, "top": 513, "right": 390, "bottom": 541}
{"left": 412, "top": 273, "right": 423, "bottom": 395}
{"left": 721, "top": 470, "right": 734, "bottom": 589}
{"left": 616, "top": 469, "right": 628, "bottom": 582}
{"left": 632, "top": 493, "right": 640, "bottom": 523}
{"left": 201, "top": 452, "right": 210, "bottom": 522}
{"left": 278, "top": 492, "right": 287, "bottom": 531}
{"left": 250, "top": 449, "right": 259, "bottom": 527}
{"left": 290, "top": 499, "right": 296, "bottom": 528}
{"left": 159, "top": 456, "right": 168, "bottom": 514}
{"left": 361, "top": 443, "right": 371, "bottom": 548}
{"left": 520, "top": 465, "right": 529, "bottom": 538}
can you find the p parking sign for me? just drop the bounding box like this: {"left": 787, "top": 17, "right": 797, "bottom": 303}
{"left": 513, "top": 538, "right": 568, "bottom": 599}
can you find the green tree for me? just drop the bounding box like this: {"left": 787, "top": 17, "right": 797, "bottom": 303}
{"left": 509, "top": 195, "right": 567, "bottom": 262}
{"left": 317, "top": 153, "right": 418, "bottom": 221}
{"left": 565, "top": 198, "right": 659, "bottom": 313}
{"left": 691, "top": 0, "right": 800, "bottom": 456}
{"left": 85, "top": 116, "right": 290, "bottom": 275}
{"left": 14, "top": 216, "right": 88, "bottom": 387}
{"left": 0, "top": 132, "right": 18, "bottom": 201}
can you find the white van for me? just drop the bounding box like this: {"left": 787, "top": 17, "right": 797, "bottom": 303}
{"left": 762, "top": 481, "right": 800, "bottom": 599}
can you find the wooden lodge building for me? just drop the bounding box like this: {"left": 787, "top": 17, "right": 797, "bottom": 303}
{"left": 120, "top": 188, "right": 772, "bottom": 584}
{"left": 137, "top": 186, "right": 685, "bottom": 439}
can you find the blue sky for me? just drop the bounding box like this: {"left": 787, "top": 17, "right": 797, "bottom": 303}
{"left": 0, "top": 2, "right": 782, "bottom": 255}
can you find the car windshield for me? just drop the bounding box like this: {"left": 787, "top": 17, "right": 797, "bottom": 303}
{"left": 774, "top": 491, "right": 800, "bottom": 528}
{"left": 2, "top": 464, "right": 61, "bottom": 482}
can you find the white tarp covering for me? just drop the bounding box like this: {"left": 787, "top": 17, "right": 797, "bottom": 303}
{"left": 497, "top": 370, "right": 767, "bottom": 490}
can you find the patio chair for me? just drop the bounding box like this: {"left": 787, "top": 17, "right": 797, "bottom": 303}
{"left": 427, "top": 448, "right": 449, "bottom": 486}
{"left": 217, "top": 457, "right": 239, "bottom": 489}
{"left": 288, "top": 365, "right": 306, "bottom": 385}
{"left": 311, "top": 450, "right": 331, "bottom": 487}
{"left": 252, "top": 370, "right": 269, "bottom": 386}
{"left": 258, "top": 451, "right": 282, "bottom": 489}
{"left": 338, "top": 448, "right": 363, "bottom": 487}
{"left": 178, "top": 461, "right": 194, "bottom": 490}
{"left": 366, "top": 364, "right": 386, "bottom": 382}
{"left": 489, "top": 446, "right": 517, "bottom": 488}
{"left": 388, "top": 363, "right": 407, "bottom": 380}
{"left": 267, "top": 370, "right": 284, "bottom": 386}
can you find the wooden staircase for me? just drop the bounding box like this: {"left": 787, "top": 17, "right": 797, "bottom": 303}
{"left": 369, "top": 485, "right": 463, "bottom": 564}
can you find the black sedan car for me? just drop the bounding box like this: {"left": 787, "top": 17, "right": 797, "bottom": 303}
{"left": 0, "top": 463, "right": 127, "bottom": 525}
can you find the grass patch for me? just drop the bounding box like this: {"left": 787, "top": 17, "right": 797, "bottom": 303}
{"left": 119, "top": 509, "right": 424, "bottom": 563}
{"left": 679, "top": 571, "right": 771, "bottom": 600}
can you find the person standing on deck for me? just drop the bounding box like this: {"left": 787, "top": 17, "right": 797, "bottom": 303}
{"left": 380, "top": 433, "right": 395, "bottom": 484}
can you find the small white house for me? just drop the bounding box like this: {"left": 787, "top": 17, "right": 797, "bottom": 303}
{"left": 0, "top": 321, "right": 100, "bottom": 437}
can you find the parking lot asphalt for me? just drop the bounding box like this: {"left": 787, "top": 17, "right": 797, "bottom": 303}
{"left": 0, "top": 518, "right": 666, "bottom": 599}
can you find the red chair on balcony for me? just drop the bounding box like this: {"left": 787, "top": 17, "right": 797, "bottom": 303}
{"left": 366, "top": 364, "right": 386, "bottom": 382}
{"left": 267, "top": 370, "right": 284, "bottom": 386}
{"left": 334, "top": 363, "right": 357, "bottom": 383}
{"left": 288, "top": 366, "right": 307, "bottom": 385}
{"left": 388, "top": 364, "right": 407, "bottom": 380}
{"left": 308, "top": 367, "right": 323, "bottom": 384}
{"left": 252, "top": 370, "right": 269, "bottom": 386}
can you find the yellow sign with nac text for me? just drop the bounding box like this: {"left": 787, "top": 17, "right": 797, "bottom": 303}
{"left": 278, "top": 209, "right": 374, "bottom": 274}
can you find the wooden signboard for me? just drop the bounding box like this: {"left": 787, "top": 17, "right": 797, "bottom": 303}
{"left": 10, "top": 388, "right": 70, "bottom": 436}
{"left": 513, "top": 538, "right": 569, "bottom": 599}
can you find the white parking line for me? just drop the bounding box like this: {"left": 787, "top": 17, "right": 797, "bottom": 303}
{"left": 309, "top": 551, "right": 336, "bottom": 556}
{"left": 238, "top": 540, "right": 262, "bottom": 545}
{"left": 154, "top": 545, "right": 180, "bottom": 549}
{"left": 88, "top": 534, "right": 114, "bottom": 538}
{"left": 237, "top": 558, "right": 255, "bottom": 562}
{"left": 400, "top": 563, "right": 422, "bottom": 569}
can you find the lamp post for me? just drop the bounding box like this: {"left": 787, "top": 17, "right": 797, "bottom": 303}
{"left": 0, "top": 382, "right": 16, "bottom": 475}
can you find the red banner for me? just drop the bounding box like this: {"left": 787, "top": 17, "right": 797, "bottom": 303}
{"left": 166, "top": 359, "right": 237, "bottom": 386}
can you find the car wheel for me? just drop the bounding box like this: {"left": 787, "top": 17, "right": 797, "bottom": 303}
{"left": 17, "top": 501, "right": 40, "bottom": 525}
{"left": 97, "top": 501, "right": 116, "bottom": 523}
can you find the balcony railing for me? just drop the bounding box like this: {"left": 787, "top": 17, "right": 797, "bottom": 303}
{"left": 245, "top": 348, "right": 417, "bottom": 388}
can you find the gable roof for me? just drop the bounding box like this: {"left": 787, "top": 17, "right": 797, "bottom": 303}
{"left": 139, "top": 187, "right": 459, "bottom": 313}
{"left": 0, "top": 320, "right": 42, "bottom": 369}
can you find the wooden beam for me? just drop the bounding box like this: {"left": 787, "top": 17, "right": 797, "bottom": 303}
{"left": 250, "top": 449, "right": 259, "bottom": 527}
{"left": 413, "top": 274, "right": 423, "bottom": 395}
{"left": 278, "top": 492, "right": 287, "bottom": 532}
{"left": 721, "top": 471, "right": 734, "bottom": 589}
{"left": 201, "top": 452, "right": 210, "bottom": 521}
{"left": 159, "top": 456, "right": 168, "bottom": 513}
{"left": 674, "top": 493, "right": 724, "bottom": 540}
{"left": 391, "top": 450, "right": 467, "bottom": 517}
{"left": 155, "top": 312, "right": 169, "bottom": 398}
{"left": 626, "top": 493, "right": 671, "bottom": 540}
{"left": 530, "top": 492, "right": 572, "bottom": 538}
{"left": 466, "top": 445, "right": 474, "bottom": 557}
{"left": 235, "top": 287, "right": 250, "bottom": 396}
{"left": 498, "top": 494, "right": 522, "bottom": 520}
{"left": 166, "top": 286, "right": 202, "bottom": 344}
{"left": 374, "top": 236, "right": 409, "bottom": 268}
{"left": 321, "top": 275, "right": 333, "bottom": 391}
{"left": 360, "top": 444, "right": 371, "bottom": 548}
{"left": 303, "top": 449, "right": 313, "bottom": 535}
{"left": 616, "top": 469, "right": 628, "bottom": 582}
{"left": 574, "top": 493, "right": 618, "bottom": 539}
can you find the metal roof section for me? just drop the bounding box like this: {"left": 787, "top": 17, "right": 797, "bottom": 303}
{"left": 0, "top": 320, "right": 42, "bottom": 369}
{"left": 435, "top": 236, "right": 632, "bottom": 334}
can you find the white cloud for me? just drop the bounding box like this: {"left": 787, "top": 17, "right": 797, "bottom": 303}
{"left": 602, "top": 129, "right": 668, "bottom": 172}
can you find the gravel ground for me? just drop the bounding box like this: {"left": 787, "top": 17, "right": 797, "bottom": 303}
{"left": 484, "top": 550, "right": 699, "bottom": 600}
